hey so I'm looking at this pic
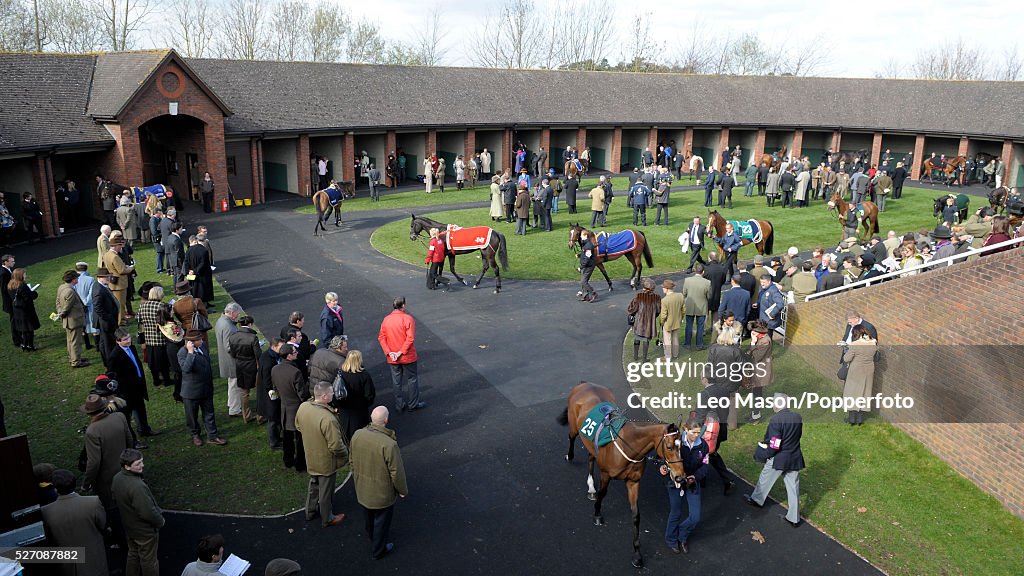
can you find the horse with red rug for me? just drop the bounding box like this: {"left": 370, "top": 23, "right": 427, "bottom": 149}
{"left": 558, "top": 382, "right": 687, "bottom": 568}
{"left": 409, "top": 214, "right": 509, "bottom": 293}
{"left": 568, "top": 224, "right": 653, "bottom": 291}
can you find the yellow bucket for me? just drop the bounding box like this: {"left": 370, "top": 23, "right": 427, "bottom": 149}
{"left": 243, "top": 198, "right": 252, "bottom": 206}
{"left": 234, "top": 200, "right": 244, "bottom": 207}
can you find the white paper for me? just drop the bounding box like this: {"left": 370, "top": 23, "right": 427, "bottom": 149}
{"left": 210, "top": 266, "right": 217, "bottom": 271}
{"left": 219, "top": 553, "right": 250, "bottom": 576}
{"left": 29, "top": 283, "right": 40, "bottom": 291}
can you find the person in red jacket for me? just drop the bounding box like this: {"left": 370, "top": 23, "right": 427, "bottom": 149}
{"left": 378, "top": 297, "right": 425, "bottom": 413}
{"left": 425, "top": 228, "right": 449, "bottom": 290}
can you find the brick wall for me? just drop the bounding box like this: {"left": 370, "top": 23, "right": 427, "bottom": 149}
{"left": 611, "top": 127, "right": 622, "bottom": 172}
{"left": 786, "top": 248, "right": 1024, "bottom": 517}
{"left": 870, "top": 132, "right": 883, "bottom": 166}
{"left": 911, "top": 134, "right": 926, "bottom": 179}
{"left": 791, "top": 129, "right": 803, "bottom": 159}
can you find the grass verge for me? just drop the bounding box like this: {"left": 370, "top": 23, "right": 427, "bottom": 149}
{"left": 621, "top": 334, "right": 1024, "bottom": 575}
{"left": 370, "top": 186, "right": 940, "bottom": 281}
{"left": 3, "top": 243, "right": 310, "bottom": 514}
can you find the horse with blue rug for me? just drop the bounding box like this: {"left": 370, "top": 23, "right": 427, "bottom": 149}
{"left": 568, "top": 224, "right": 653, "bottom": 291}
{"left": 558, "top": 382, "right": 687, "bottom": 568}
{"left": 312, "top": 181, "right": 345, "bottom": 236}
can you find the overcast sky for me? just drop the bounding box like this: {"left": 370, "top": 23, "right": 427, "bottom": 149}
{"left": 338, "top": 0, "right": 1020, "bottom": 77}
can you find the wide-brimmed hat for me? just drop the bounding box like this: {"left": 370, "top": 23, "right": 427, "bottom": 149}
{"left": 929, "top": 225, "right": 952, "bottom": 240}
{"left": 79, "top": 394, "right": 106, "bottom": 415}
{"left": 747, "top": 319, "right": 769, "bottom": 335}
{"left": 108, "top": 235, "right": 124, "bottom": 246}
{"left": 185, "top": 329, "right": 205, "bottom": 341}
{"left": 138, "top": 281, "right": 160, "bottom": 299}
{"left": 859, "top": 252, "right": 876, "bottom": 267}
{"left": 96, "top": 267, "right": 111, "bottom": 277}
{"left": 93, "top": 375, "right": 119, "bottom": 396}
{"left": 662, "top": 279, "right": 676, "bottom": 289}
{"left": 174, "top": 280, "right": 192, "bottom": 295}
{"left": 159, "top": 322, "right": 185, "bottom": 343}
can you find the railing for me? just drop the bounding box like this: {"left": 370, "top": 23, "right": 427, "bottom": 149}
{"left": 804, "top": 235, "right": 1024, "bottom": 301}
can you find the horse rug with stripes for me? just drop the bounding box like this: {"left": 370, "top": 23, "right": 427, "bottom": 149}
{"left": 130, "top": 184, "right": 172, "bottom": 202}
{"left": 444, "top": 225, "right": 493, "bottom": 251}
{"left": 580, "top": 402, "right": 627, "bottom": 448}
{"left": 595, "top": 230, "right": 637, "bottom": 257}
{"left": 727, "top": 219, "right": 762, "bottom": 243}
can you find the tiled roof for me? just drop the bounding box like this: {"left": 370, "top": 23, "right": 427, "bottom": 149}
{"left": 85, "top": 50, "right": 172, "bottom": 118}
{"left": 0, "top": 53, "right": 114, "bottom": 152}
{"left": 187, "top": 59, "right": 1024, "bottom": 139}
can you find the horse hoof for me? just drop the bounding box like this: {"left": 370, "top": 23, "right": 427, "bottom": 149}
{"left": 493, "top": 289, "right": 499, "bottom": 294}
{"left": 607, "top": 286, "right": 614, "bottom": 292}
{"left": 593, "top": 515, "right": 604, "bottom": 525}
{"left": 588, "top": 493, "right": 597, "bottom": 502}
{"left": 631, "top": 557, "right": 644, "bottom": 569}
{"left": 565, "top": 454, "right": 571, "bottom": 462}
{"left": 460, "top": 280, "right": 468, "bottom": 286}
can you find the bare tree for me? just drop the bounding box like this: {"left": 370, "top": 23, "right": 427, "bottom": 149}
{"left": 998, "top": 43, "right": 1022, "bottom": 81}
{"left": 874, "top": 57, "right": 905, "bottom": 79}
{"left": 385, "top": 42, "right": 424, "bottom": 66}
{"left": 474, "top": 0, "right": 542, "bottom": 69}
{"left": 706, "top": 33, "right": 733, "bottom": 75}
{"left": 93, "top": 0, "right": 152, "bottom": 50}
{"left": 347, "top": 18, "right": 386, "bottom": 64}
{"left": 620, "top": 10, "right": 662, "bottom": 72}
{"left": 728, "top": 33, "right": 772, "bottom": 75}
{"left": 670, "top": 21, "right": 712, "bottom": 74}
{"left": 269, "top": 0, "right": 310, "bottom": 61}
{"left": 412, "top": 2, "right": 449, "bottom": 66}
{"left": 910, "top": 38, "right": 988, "bottom": 80}
{"left": 309, "top": 3, "right": 349, "bottom": 63}
{"left": 217, "top": 0, "right": 267, "bottom": 60}
{"left": 162, "top": 0, "right": 213, "bottom": 58}
{"left": 0, "top": 0, "right": 37, "bottom": 52}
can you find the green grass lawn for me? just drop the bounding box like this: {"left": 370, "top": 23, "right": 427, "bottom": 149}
{"left": 370, "top": 185, "right": 941, "bottom": 281}
{"left": 3, "top": 244, "right": 309, "bottom": 514}
{"left": 622, "top": 336, "right": 1024, "bottom": 575}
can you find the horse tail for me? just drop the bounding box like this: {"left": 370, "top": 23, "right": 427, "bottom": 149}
{"left": 763, "top": 221, "right": 775, "bottom": 254}
{"left": 497, "top": 231, "right": 509, "bottom": 271}
{"left": 639, "top": 231, "right": 654, "bottom": 267}
{"left": 872, "top": 214, "right": 879, "bottom": 234}
{"left": 556, "top": 406, "right": 569, "bottom": 426}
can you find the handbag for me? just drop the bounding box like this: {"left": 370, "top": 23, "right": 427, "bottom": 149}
{"left": 331, "top": 369, "right": 349, "bottom": 400}
{"left": 190, "top": 300, "right": 213, "bottom": 332}
{"left": 836, "top": 362, "right": 850, "bottom": 381}
{"left": 627, "top": 313, "right": 636, "bottom": 326}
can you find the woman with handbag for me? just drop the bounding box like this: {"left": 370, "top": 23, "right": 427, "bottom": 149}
{"left": 137, "top": 285, "right": 171, "bottom": 388}
{"left": 626, "top": 278, "right": 661, "bottom": 361}
{"left": 842, "top": 324, "right": 877, "bottom": 426}
{"left": 171, "top": 280, "right": 210, "bottom": 342}
{"left": 334, "top": 350, "right": 376, "bottom": 443}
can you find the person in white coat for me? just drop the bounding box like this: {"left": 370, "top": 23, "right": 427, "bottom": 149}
{"left": 423, "top": 158, "right": 433, "bottom": 194}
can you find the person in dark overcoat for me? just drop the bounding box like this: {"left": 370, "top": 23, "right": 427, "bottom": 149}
{"left": 746, "top": 394, "right": 805, "bottom": 527}
{"left": 179, "top": 330, "right": 226, "bottom": 446}
{"left": 273, "top": 343, "right": 309, "bottom": 471}
{"left": 92, "top": 269, "right": 120, "bottom": 368}
{"left": 257, "top": 339, "right": 284, "bottom": 450}
{"left": 228, "top": 315, "right": 262, "bottom": 423}
{"left": 108, "top": 328, "right": 156, "bottom": 436}
{"left": 40, "top": 469, "right": 109, "bottom": 576}
{"left": 7, "top": 267, "right": 39, "bottom": 350}
{"left": 184, "top": 235, "right": 214, "bottom": 305}
{"left": 81, "top": 394, "right": 133, "bottom": 511}
{"left": 335, "top": 350, "right": 376, "bottom": 444}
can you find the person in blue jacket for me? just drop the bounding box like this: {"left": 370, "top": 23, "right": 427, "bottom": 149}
{"left": 717, "top": 222, "right": 741, "bottom": 277}
{"left": 661, "top": 415, "right": 709, "bottom": 554}
{"left": 704, "top": 167, "right": 719, "bottom": 207}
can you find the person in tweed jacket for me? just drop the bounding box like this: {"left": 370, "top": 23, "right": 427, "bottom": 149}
{"left": 136, "top": 285, "right": 171, "bottom": 389}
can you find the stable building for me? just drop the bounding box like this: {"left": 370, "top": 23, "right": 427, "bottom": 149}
{"left": 2, "top": 48, "right": 1024, "bottom": 237}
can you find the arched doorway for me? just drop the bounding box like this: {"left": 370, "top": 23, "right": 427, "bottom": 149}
{"left": 138, "top": 114, "right": 207, "bottom": 210}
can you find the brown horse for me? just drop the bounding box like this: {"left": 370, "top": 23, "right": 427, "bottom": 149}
{"left": 759, "top": 145, "right": 787, "bottom": 169}
{"left": 568, "top": 224, "right": 653, "bottom": 291}
{"left": 989, "top": 186, "right": 1011, "bottom": 214}
{"left": 557, "top": 382, "right": 687, "bottom": 568}
{"left": 564, "top": 159, "right": 581, "bottom": 180}
{"left": 312, "top": 182, "right": 344, "bottom": 236}
{"left": 409, "top": 214, "right": 509, "bottom": 293}
{"left": 922, "top": 156, "right": 965, "bottom": 184}
{"left": 706, "top": 210, "right": 775, "bottom": 256}
{"left": 828, "top": 191, "right": 880, "bottom": 242}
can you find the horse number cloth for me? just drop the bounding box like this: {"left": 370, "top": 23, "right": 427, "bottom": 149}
{"left": 444, "top": 225, "right": 494, "bottom": 252}
{"left": 580, "top": 402, "right": 626, "bottom": 447}
{"left": 594, "top": 230, "right": 638, "bottom": 257}
{"left": 726, "top": 219, "right": 762, "bottom": 243}
{"left": 131, "top": 184, "right": 172, "bottom": 202}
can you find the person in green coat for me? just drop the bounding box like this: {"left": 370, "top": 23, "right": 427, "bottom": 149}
{"left": 295, "top": 382, "right": 349, "bottom": 528}
{"left": 350, "top": 406, "right": 408, "bottom": 560}
{"left": 111, "top": 449, "right": 164, "bottom": 576}
{"left": 658, "top": 279, "right": 685, "bottom": 360}
{"left": 681, "top": 264, "right": 712, "bottom": 350}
